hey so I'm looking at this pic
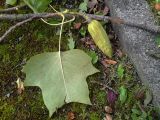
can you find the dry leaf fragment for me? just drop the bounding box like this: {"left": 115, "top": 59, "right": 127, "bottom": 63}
{"left": 74, "top": 23, "right": 81, "bottom": 29}
{"left": 104, "top": 59, "right": 117, "bottom": 65}
{"left": 104, "top": 114, "right": 112, "bottom": 120}
{"left": 104, "top": 106, "right": 113, "bottom": 114}
{"left": 86, "top": 40, "right": 94, "bottom": 45}
{"left": 155, "top": 3, "right": 160, "bottom": 11}
{"left": 101, "top": 60, "right": 109, "bottom": 68}
{"left": 16, "top": 78, "right": 24, "bottom": 94}
{"left": 101, "top": 59, "right": 117, "bottom": 68}
{"left": 88, "top": 0, "right": 98, "bottom": 13}
{"left": 135, "top": 88, "right": 145, "bottom": 101}
{"left": 116, "top": 49, "right": 123, "bottom": 58}
{"left": 103, "top": 6, "right": 109, "bottom": 15}
{"left": 67, "top": 112, "right": 75, "bottom": 120}
{"left": 88, "top": 0, "right": 98, "bottom": 9}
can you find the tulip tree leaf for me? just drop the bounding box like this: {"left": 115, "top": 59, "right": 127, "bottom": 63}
{"left": 6, "top": 0, "right": 17, "bottom": 5}
{"left": 23, "top": 0, "right": 52, "bottom": 13}
{"left": 23, "top": 49, "right": 99, "bottom": 117}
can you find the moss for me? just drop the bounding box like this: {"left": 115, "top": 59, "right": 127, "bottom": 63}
{"left": 90, "top": 112, "right": 100, "bottom": 120}
{"left": 0, "top": 99, "right": 15, "bottom": 120}
{"left": 0, "top": 44, "right": 10, "bottom": 62}
{"left": 96, "top": 91, "right": 106, "bottom": 105}
{"left": 0, "top": 14, "right": 93, "bottom": 119}
{"left": 0, "top": 18, "right": 71, "bottom": 119}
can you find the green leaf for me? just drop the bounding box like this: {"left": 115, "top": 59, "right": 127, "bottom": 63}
{"left": 131, "top": 113, "right": 139, "bottom": 120}
{"left": 117, "top": 64, "right": 124, "bottom": 79}
{"left": 79, "top": 0, "right": 88, "bottom": 12}
{"left": 0, "top": 44, "right": 10, "bottom": 62}
{"left": 140, "top": 111, "right": 147, "bottom": 119}
{"left": 88, "top": 20, "right": 113, "bottom": 58}
{"left": 119, "top": 86, "right": 127, "bottom": 104}
{"left": 144, "top": 90, "right": 152, "bottom": 106}
{"left": 6, "top": 0, "right": 17, "bottom": 5}
{"left": 23, "top": 0, "right": 52, "bottom": 13}
{"left": 155, "top": 35, "right": 160, "bottom": 47}
{"left": 23, "top": 49, "right": 99, "bottom": 117}
{"left": 156, "top": 0, "right": 160, "bottom": 3}
{"left": 87, "top": 51, "right": 98, "bottom": 64}
{"left": 67, "top": 36, "right": 75, "bottom": 50}
{"left": 80, "top": 27, "right": 86, "bottom": 37}
{"left": 131, "top": 108, "right": 142, "bottom": 115}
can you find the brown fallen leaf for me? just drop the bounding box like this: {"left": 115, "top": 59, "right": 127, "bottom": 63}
{"left": 105, "top": 106, "right": 113, "bottom": 114}
{"left": 155, "top": 3, "right": 160, "bottom": 11}
{"left": 105, "top": 114, "right": 112, "bottom": 120}
{"left": 135, "top": 88, "right": 146, "bottom": 101}
{"left": 86, "top": 40, "right": 94, "bottom": 45}
{"left": 103, "top": 6, "right": 109, "bottom": 15}
{"left": 74, "top": 23, "right": 81, "bottom": 29}
{"left": 16, "top": 78, "right": 24, "bottom": 94}
{"left": 67, "top": 112, "right": 75, "bottom": 120}
{"left": 104, "top": 59, "right": 117, "bottom": 65}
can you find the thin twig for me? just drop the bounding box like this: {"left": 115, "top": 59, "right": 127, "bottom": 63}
{"left": 0, "top": 5, "right": 25, "bottom": 13}
{"left": 0, "top": 17, "right": 35, "bottom": 42}
{"left": 0, "top": 13, "right": 160, "bottom": 33}
{"left": 137, "top": 102, "right": 145, "bottom": 113}
{"left": 90, "top": 80, "right": 118, "bottom": 94}
{"left": 0, "top": 13, "right": 66, "bottom": 20}
{"left": 87, "top": 14, "right": 160, "bottom": 34}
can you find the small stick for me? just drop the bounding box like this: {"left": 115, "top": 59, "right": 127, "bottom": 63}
{"left": 90, "top": 80, "right": 118, "bottom": 94}
{"left": 0, "top": 17, "right": 35, "bottom": 42}
{"left": 0, "top": 13, "right": 160, "bottom": 34}
{"left": 0, "top": 13, "right": 64, "bottom": 20}
{"left": 87, "top": 14, "right": 160, "bottom": 33}
{"left": 0, "top": 5, "right": 25, "bottom": 13}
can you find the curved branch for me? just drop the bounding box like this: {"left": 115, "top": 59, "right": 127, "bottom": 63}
{"left": 0, "top": 13, "right": 160, "bottom": 34}
{"left": 0, "top": 5, "right": 25, "bottom": 13}
{"left": 0, "top": 17, "right": 35, "bottom": 42}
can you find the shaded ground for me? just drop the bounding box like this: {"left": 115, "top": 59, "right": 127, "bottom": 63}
{"left": 0, "top": 0, "right": 159, "bottom": 120}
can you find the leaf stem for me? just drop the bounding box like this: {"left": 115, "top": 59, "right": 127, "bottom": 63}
{"left": 58, "top": 13, "right": 71, "bottom": 102}
{"left": 39, "top": 5, "right": 71, "bottom": 101}
{"left": 40, "top": 5, "right": 75, "bottom": 26}
{"left": 58, "top": 13, "right": 64, "bottom": 52}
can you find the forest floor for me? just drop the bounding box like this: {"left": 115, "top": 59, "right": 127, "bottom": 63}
{"left": 0, "top": 0, "right": 159, "bottom": 120}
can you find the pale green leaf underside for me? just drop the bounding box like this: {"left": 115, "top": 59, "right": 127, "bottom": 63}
{"left": 23, "top": 0, "right": 52, "bottom": 13}
{"left": 23, "top": 49, "right": 99, "bottom": 116}
{"left": 6, "top": 0, "right": 17, "bottom": 5}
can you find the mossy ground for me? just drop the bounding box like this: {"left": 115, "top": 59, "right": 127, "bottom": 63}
{"left": 0, "top": 17, "right": 107, "bottom": 120}
{"left": 0, "top": 1, "right": 159, "bottom": 120}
